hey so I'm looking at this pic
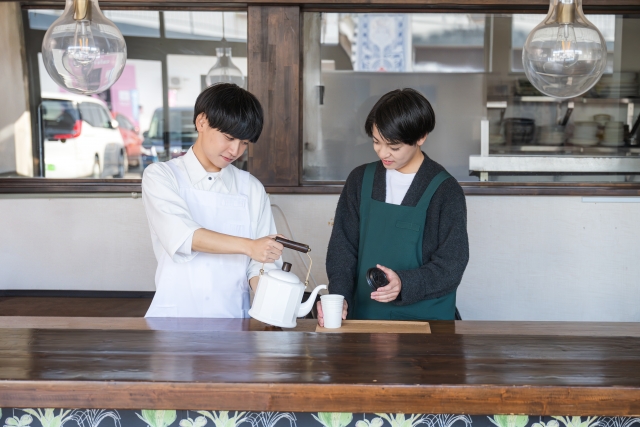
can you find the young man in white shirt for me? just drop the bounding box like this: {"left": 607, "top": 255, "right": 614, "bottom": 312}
{"left": 142, "top": 83, "right": 284, "bottom": 318}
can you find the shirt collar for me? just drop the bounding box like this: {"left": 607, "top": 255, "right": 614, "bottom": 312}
{"left": 183, "top": 147, "right": 234, "bottom": 191}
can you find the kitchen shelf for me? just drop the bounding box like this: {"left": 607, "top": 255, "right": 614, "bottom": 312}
{"left": 469, "top": 154, "right": 640, "bottom": 174}
{"left": 471, "top": 118, "right": 640, "bottom": 180}
{"left": 489, "top": 144, "right": 640, "bottom": 156}
{"left": 486, "top": 96, "right": 638, "bottom": 129}
{"left": 487, "top": 96, "right": 639, "bottom": 105}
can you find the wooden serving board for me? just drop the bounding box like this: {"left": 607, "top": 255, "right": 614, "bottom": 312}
{"left": 316, "top": 320, "right": 430, "bottom": 334}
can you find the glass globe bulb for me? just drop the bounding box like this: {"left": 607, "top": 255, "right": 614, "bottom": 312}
{"left": 522, "top": 0, "right": 607, "bottom": 99}
{"left": 205, "top": 47, "right": 246, "bottom": 89}
{"left": 42, "top": 0, "right": 127, "bottom": 95}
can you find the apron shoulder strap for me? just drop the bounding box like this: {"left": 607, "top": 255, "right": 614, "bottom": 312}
{"left": 234, "top": 167, "right": 251, "bottom": 197}
{"left": 359, "top": 162, "right": 378, "bottom": 213}
{"left": 415, "top": 170, "right": 452, "bottom": 211}
{"left": 165, "top": 160, "right": 190, "bottom": 190}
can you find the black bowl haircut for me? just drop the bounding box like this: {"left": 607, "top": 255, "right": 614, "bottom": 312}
{"left": 193, "top": 83, "right": 264, "bottom": 143}
{"left": 364, "top": 88, "right": 436, "bottom": 146}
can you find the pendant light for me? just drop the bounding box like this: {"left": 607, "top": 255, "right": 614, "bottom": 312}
{"left": 522, "top": 0, "right": 607, "bottom": 99}
{"left": 41, "top": 0, "right": 127, "bottom": 95}
{"left": 205, "top": 13, "right": 246, "bottom": 88}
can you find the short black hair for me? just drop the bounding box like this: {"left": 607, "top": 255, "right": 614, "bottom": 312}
{"left": 364, "top": 88, "right": 435, "bottom": 146}
{"left": 193, "top": 83, "right": 264, "bottom": 143}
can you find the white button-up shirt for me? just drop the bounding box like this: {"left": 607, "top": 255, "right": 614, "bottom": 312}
{"left": 142, "top": 147, "right": 280, "bottom": 280}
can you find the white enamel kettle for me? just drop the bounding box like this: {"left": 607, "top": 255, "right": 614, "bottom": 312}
{"left": 249, "top": 237, "right": 327, "bottom": 328}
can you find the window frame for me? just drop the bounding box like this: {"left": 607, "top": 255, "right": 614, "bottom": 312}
{"left": 19, "top": 6, "right": 248, "bottom": 181}
{"left": 1, "top": 0, "right": 640, "bottom": 196}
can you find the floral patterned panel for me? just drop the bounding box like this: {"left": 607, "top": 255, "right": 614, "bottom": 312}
{"left": 1, "top": 410, "right": 639, "bottom": 427}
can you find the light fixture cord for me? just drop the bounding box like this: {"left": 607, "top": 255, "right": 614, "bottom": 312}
{"left": 73, "top": 0, "right": 91, "bottom": 21}
{"left": 222, "top": 12, "right": 227, "bottom": 43}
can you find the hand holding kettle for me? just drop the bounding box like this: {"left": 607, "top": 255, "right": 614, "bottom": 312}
{"left": 247, "top": 235, "right": 284, "bottom": 264}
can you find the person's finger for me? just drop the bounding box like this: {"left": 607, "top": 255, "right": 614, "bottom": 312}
{"left": 372, "top": 290, "right": 399, "bottom": 300}
{"left": 342, "top": 301, "right": 348, "bottom": 319}
{"left": 373, "top": 294, "right": 398, "bottom": 303}
{"left": 263, "top": 238, "right": 282, "bottom": 256}
{"left": 376, "top": 264, "right": 392, "bottom": 274}
{"left": 376, "top": 264, "right": 397, "bottom": 280}
{"left": 374, "top": 283, "right": 394, "bottom": 293}
{"left": 372, "top": 285, "right": 399, "bottom": 297}
{"left": 316, "top": 301, "right": 324, "bottom": 327}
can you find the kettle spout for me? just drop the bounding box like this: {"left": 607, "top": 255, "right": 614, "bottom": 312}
{"left": 297, "top": 284, "right": 327, "bottom": 318}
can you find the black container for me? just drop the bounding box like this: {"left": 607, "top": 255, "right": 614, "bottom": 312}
{"left": 366, "top": 267, "right": 389, "bottom": 291}
{"left": 503, "top": 118, "right": 536, "bottom": 145}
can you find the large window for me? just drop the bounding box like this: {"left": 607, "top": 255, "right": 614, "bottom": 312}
{"left": 303, "top": 13, "right": 640, "bottom": 183}
{"left": 511, "top": 14, "right": 615, "bottom": 73}
{"left": 28, "top": 10, "right": 162, "bottom": 37}
{"left": 6, "top": 8, "right": 640, "bottom": 185}
{"left": 304, "top": 12, "right": 488, "bottom": 182}
{"left": 6, "top": 10, "right": 248, "bottom": 179}
{"left": 318, "top": 13, "right": 486, "bottom": 73}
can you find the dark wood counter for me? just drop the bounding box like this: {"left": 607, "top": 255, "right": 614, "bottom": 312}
{"left": 1, "top": 318, "right": 639, "bottom": 415}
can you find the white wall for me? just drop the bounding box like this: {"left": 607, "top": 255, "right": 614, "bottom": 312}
{"left": 464, "top": 196, "right": 640, "bottom": 321}
{"left": 1, "top": 193, "right": 639, "bottom": 322}
{"left": 0, "top": 195, "right": 156, "bottom": 292}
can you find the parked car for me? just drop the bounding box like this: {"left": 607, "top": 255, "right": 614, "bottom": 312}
{"left": 42, "top": 92, "right": 126, "bottom": 178}
{"left": 141, "top": 107, "right": 197, "bottom": 168}
{"left": 113, "top": 112, "right": 143, "bottom": 168}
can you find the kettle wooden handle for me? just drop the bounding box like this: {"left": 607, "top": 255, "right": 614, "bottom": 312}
{"left": 275, "top": 237, "right": 310, "bottom": 253}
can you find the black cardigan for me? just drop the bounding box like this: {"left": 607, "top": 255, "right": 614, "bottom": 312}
{"left": 326, "top": 153, "right": 469, "bottom": 314}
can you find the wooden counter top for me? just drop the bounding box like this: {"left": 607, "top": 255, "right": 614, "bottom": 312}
{"left": 1, "top": 318, "right": 639, "bottom": 415}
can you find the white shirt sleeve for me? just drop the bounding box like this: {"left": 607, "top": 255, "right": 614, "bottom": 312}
{"left": 142, "top": 163, "right": 201, "bottom": 263}
{"left": 247, "top": 181, "right": 282, "bottom": 280}
{"left": 176, "top": 234, "right": 194, "bottom": 258}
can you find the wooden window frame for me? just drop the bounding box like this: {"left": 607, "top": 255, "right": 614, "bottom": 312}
{"left": 3, "top": 0, "right": 640, "bottom": 196}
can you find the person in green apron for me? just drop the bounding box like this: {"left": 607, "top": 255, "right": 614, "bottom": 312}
{"left": 318, "top": 88, "right": 469, "bottom": 324}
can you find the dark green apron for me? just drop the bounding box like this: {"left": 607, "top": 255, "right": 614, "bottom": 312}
{"left": 352, "top": 162, "right": 457, "bottom": 321}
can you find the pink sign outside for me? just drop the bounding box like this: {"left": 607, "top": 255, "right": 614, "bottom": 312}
{"left": 110, "top": 64, "right": 140, "bottom": 127}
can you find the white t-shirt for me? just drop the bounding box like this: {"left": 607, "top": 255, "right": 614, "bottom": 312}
{"left": 385, "top": 169, "right": 416, "bottom": 205}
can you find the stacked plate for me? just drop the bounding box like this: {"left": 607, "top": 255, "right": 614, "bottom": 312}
{"left": 538, "top": 125, "right": 566, "bottom": 146}
{"left": 592, "top": 73, "right": 638, "bottom": 98}
{"left": 569, "top": 121, "right": 599, "bottom": 146}
{"left": 593, "top": 114, "right": 611, "bottom": 126}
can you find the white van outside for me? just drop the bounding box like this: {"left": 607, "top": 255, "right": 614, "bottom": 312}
{"left": 42, "top": 92, "right": 126, "bottom": 178}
